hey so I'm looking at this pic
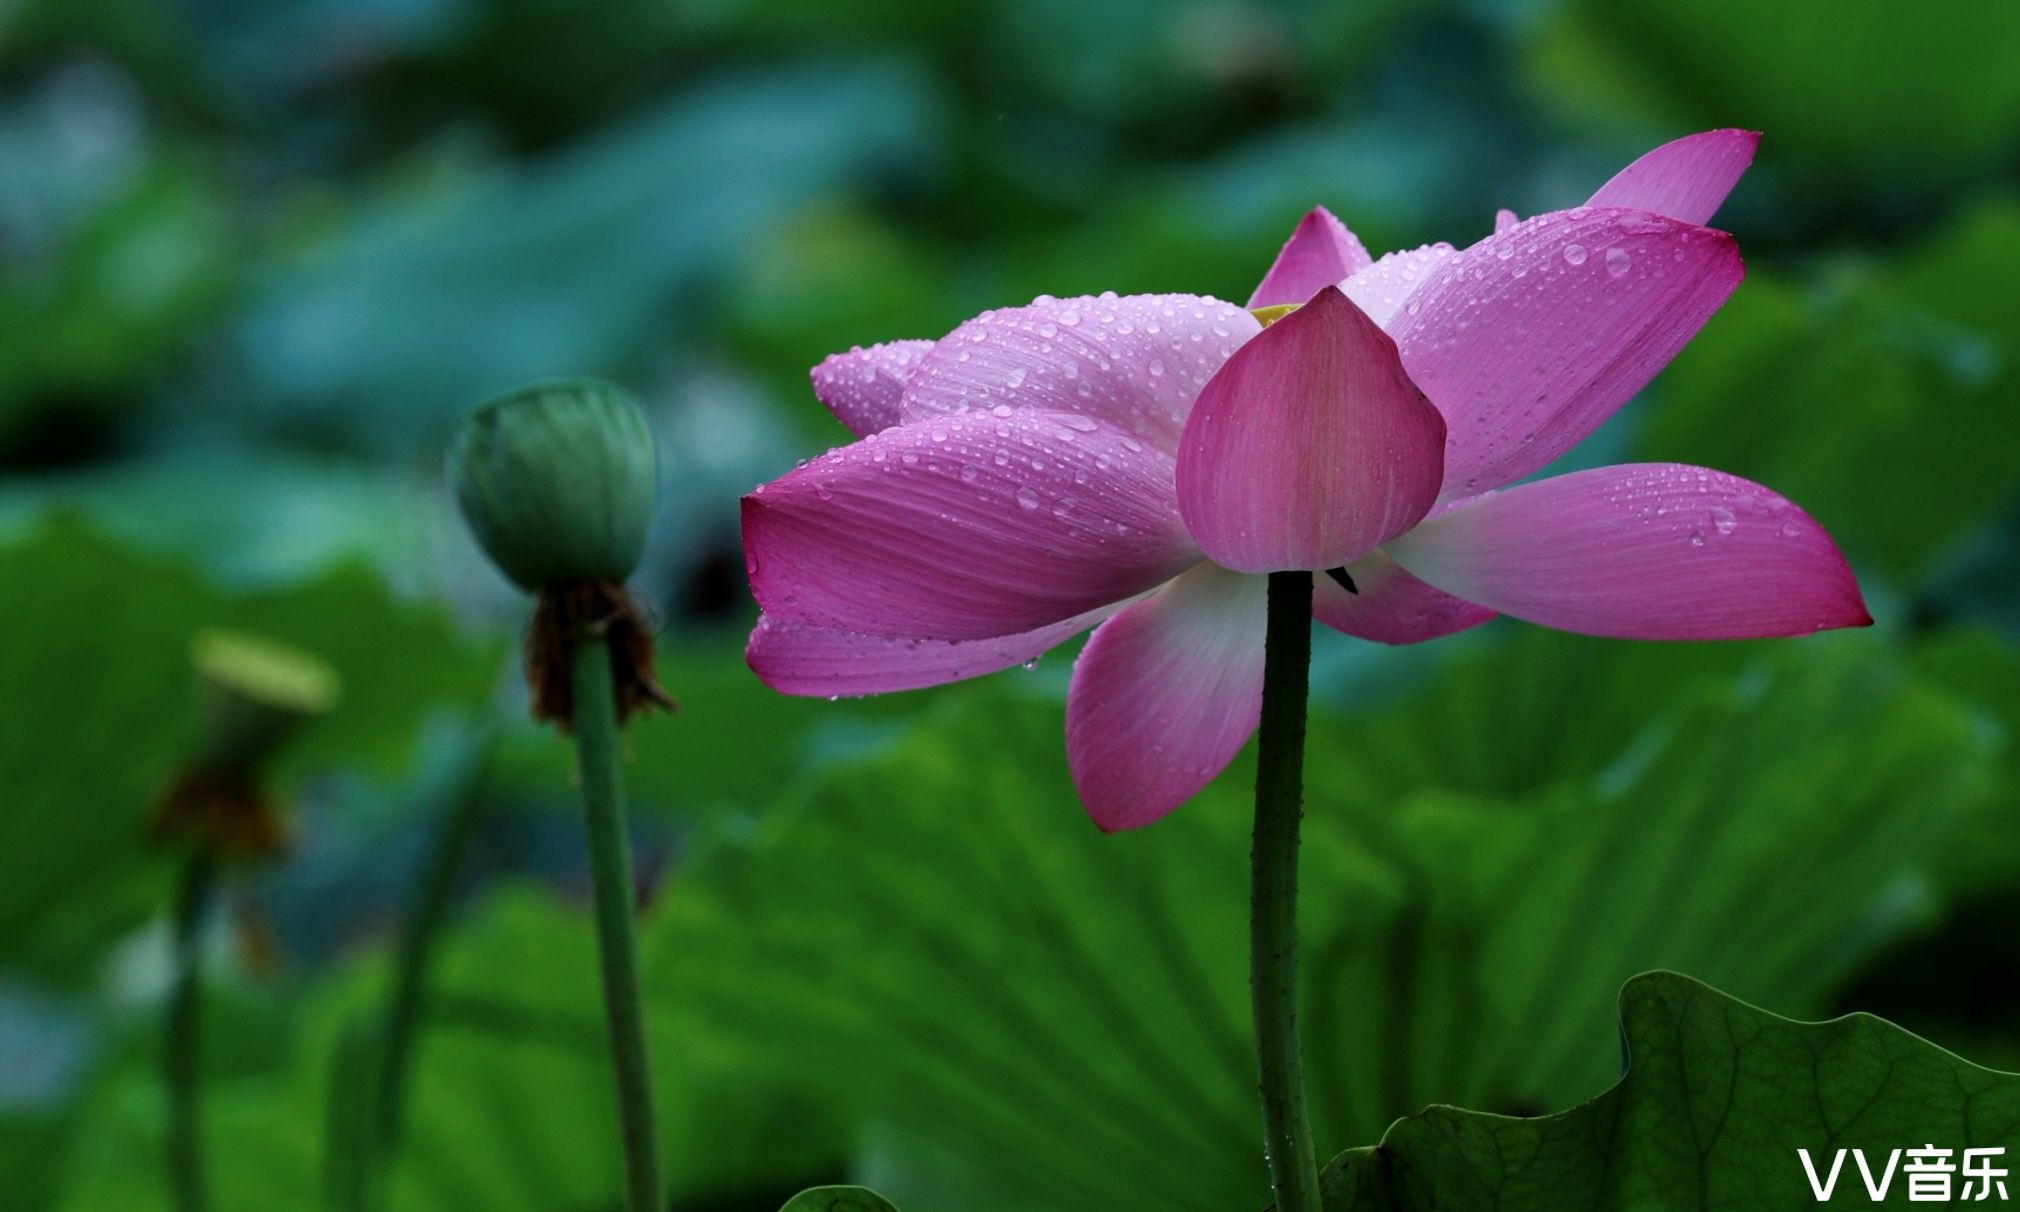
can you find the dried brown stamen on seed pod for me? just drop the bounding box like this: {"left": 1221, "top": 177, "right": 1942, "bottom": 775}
{"left": 524, "top": 581, "right": 676, "bottom": 730}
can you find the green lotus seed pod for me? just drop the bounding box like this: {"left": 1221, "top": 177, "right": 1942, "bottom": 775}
{"left": 448, "top": 378, "right": 657, "bottom": 592}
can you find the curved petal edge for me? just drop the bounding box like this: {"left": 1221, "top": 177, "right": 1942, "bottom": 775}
{"left": 1385, "top": 463, "right": 1872, "bottom": 640}
{"left": 1066, "top": 563, "right": 1268, "bottom": 832}
{"left": 746, "top": 607, "right": 1118, "bottom": 697}
{"left": 1248, "top": 207, "right": 1375, "bottom": 309}
{"left": 811, "top": 339, "right": 935, "bottom": 437}
{"left": 1587, "top": 129, "right": 1760, "bottom": 227}
{"left": 1393, "top": 207, "right": 1744, "bottom": 499}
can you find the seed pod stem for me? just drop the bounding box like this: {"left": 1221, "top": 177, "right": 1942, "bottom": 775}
{"left": 165, "top": 847, "right": 216, "bottom": 1212}
{"left": 569, "top": 631, "right": 663, "bottom": 1212}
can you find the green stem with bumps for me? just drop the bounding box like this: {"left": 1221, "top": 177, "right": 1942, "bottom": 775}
{"left": 570, "top": 634, "right": 662, "bottom": 1212}
{"left": 1252, "top": 570, "right": 1321, "bottom": 1212}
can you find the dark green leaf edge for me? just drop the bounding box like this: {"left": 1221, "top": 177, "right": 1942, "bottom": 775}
{"left": 779, "top": 1185, "right": 903, "bottom": 1211}
{"left": 1321, "top": 970, "right": 2020, "bottom": 1210}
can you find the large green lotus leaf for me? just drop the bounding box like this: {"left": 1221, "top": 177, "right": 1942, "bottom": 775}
{"left": 235, "top": 62, "right": 932, "bottom": 452}
{"left": 0, "top": 450, "right": 456, "bottom": 587}
{"left": 49, "top": 887, "right": 844, "bottom": 1212}
{"left": 651, "top": 632, "right": 1996, "bottom": 1211}
{"left": 1908, "top": 630, "right": 2020, "bottom": 901}
{"left": 1629, "top": 201, "right": 2020, "bottom": 585}
{"left": 1307, "top": 679, "right": 1993, "bottom": 1135}
{"left": 371, "top": 890, "right": 845, "bottom": 1211}
{"left": 0, "top": 157, "right": 237, "bottom": 451}
{"left": 1306, "top": 626, "right": 1746, "bottom": 804}
{"left": 0, "top": 1113, "right": 69, "bottom": 1212}
{"left": 0, "top": 517, "right": 497, "bottom": 983}
{"left": 802, "top": 972, "right": 2020, "bottom": 1212}
{"left": 1818, "top": 630, "right": 2020, "bottom": 1076}
{"left": 1922, "top": 499, "right": 2020, "bottom": 640}
{"left": 1323, "top": 971, "right": 2020, "bottom": 1210}
{"left": 1528, "top": 1, "right": 2020, "bottom": 182}
{"left": 989, "top": 0, "right": 1414, "bottom": 131}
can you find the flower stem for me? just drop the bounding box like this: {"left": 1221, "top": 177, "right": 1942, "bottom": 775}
{"left": 346, "top": 725, "right": 495, "bottom": 1212}
{"left": 570, "top": 632, "right": 662, "bottom": 1212}
{"left": 1252, "top": 569, "right": 1320, "bottom": 1212}
{"left": 166, "top": 848, "right": 216, "bottom": 1212}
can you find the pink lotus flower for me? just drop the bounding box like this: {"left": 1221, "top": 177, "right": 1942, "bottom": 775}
{"left": 742, "top": 130, "right": 1869, "bottom": 831}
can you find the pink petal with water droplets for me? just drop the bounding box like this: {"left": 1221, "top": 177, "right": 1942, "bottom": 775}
{"left": 1311, "top": 549, "right": 1495, "bottom": 645}
{"left": 1066, "top": 562, "right": 1267, "bottom": 832}
{"left": 900, "top": 293, "right": 1260, "bottom": 453}
{"left": 1494, "top": 208, "right": 1519, "bottom": 234}
{"left": 742, "top": 410, "right": 1199, "bottom": 642}
{"left": 1176, "top": 286, "right": 1446, "bottom": 574}
{"left": 1384, "top": 463, "right": 1871, "bottom": 640}
{"left": 1340, "top": 243, "right": 1458, "bottom": 327}
{"left": 1587, "top": 129, "right": 1760, "bottom": 226}
{"left": 746, "top": 605, "right": 1122, "bottom": 696}
{"left": 809, "top": 340, "right": 935, "bottom": 437}
{"left": 1391, "top": 207, "right": 1743, "bottom": 500}
{"left": 1247, "top": 207, "right": 1375, "bottom": 308}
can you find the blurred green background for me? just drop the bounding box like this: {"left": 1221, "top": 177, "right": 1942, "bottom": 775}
{"left": 2, "top": 0, "right": 2018, "bottom": 1209}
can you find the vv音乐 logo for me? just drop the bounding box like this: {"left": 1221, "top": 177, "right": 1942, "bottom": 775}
{"left": 1800, "top": 1146, "right": 2009, "bottom": 1202}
